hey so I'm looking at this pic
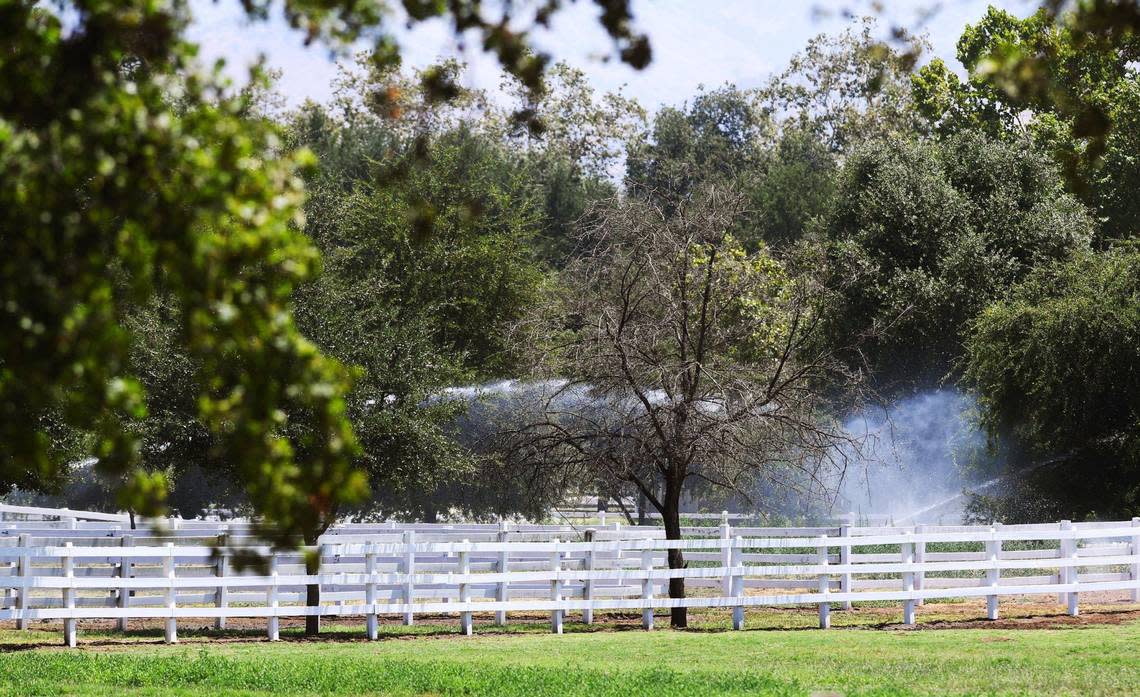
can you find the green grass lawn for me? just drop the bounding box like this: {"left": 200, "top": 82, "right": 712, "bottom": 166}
{"left": 1, "top": 606, "right": 1138, "bottom": 696}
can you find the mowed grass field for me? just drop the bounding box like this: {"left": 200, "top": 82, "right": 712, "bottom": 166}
{"left": 2, "top": 600, "right": 1139, "bottom": 696}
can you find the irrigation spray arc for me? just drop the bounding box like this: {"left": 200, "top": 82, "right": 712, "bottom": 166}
{"left": 446, "top": 382, "right": 1006, "bottom": 525}
{"left": 835, "top": 389, "right": 995, "bottom": 524}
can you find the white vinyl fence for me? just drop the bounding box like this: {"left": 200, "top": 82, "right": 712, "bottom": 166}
{"left": 2, "top": 513, "right": 1139, "bottom": 647}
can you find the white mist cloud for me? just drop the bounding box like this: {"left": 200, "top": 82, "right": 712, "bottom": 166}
{"left": 837, "top": 389, "right": 990, "bottom": 523}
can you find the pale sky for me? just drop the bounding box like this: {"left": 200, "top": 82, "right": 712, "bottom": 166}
{"left": 186, "top": 0, "right": 1037, "bottom": 113}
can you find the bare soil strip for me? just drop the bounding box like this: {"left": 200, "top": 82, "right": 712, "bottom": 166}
{"left": 4, "top": 593, "right": 1139, "bottom": 645}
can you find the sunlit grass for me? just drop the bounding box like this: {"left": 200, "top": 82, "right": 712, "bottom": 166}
{"left": 1, "top": 602, "right": 1138, "bottom": 696}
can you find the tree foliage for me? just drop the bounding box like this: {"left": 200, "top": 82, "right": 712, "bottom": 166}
{"left": 626, "top": 86, "right": 767, "bottom": 206}
{"left": 1, "top": 2, "right": 363, "bottom": 543}
{"left": 963, "top": 249, "right": 1140, "bottom": 518}
{"left": 626, "top": 24, "right": 922, "bottom": 252}
{"left": 293, "top": 109, "right": 547, "bottom": 523}
{"left": 505, "top": 63, "right": 643, "bottom": 267}
{"left": 0, "top": 0, "right": 648, "bottom": 542}
{"left": 502, "top": 187, "right": 863, "bottom": 626}
{"left": 913, "top": 6, "right": 1140, "bottom": 239}
{"left": 756, "top": 19, "right": 923, "bottom": 154}
{"left": 816, "top": 131, "right": 1093, "bottom": 394}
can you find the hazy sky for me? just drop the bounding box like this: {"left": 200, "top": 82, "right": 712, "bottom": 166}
{"left": 186, "top": 0, "right": 1036, "bottom": 113}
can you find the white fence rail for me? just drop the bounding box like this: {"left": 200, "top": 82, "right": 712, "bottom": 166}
{"left": 0, "top": 502, "right": 886, "bottom": 538}
{"left": 2, "top": 517, "right": 1140, "bottom": 646}
{"left": 0, "top": 503, "right": 129, "bottom": 523}
{"left": 0, "top": 506, "right": 886, "bottom": 548}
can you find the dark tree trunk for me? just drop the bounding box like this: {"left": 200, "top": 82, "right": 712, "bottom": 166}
{"left": 304, "top": 534, "right": 322, "bottom": 636}
{"left": 614, "top": 496, "right": 636, "bottom": 525}
{"left": 663, "top": 479, "right": 687, "bottom": 628}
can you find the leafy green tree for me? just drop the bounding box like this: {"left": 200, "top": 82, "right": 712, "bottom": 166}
{"left": 1085, "top": 77, "right": 1140, "bottom": 240}
{"left": 523, "top": 153, "right": 617, "bottom": 267}
{"left": 291, "top": 104, "right": 547, "bottom": 521}
{"left": 816, "top": 131, "right": 1094, "bottom": 394}
{"left": 503, "top": 62, "right": 645, "bottom": 179}
{"left": 1, "top": 0, "right": 649, "bottom": 542}
{"left": 913, "top": 6, "right": 1140, "bottom": 238}
{"left": 626, "top": 86, "right": 767, "bottom": 207}
{"left": 1, "top": 2, "right": 363, "bottom": 541}
{"left": 333, "top": 58, "right": 639, "bottom": 269}
{"left": 505, "top": 63, "right": 643, "bottom": 267}
{"left": 910, "top": 56, "right": 1025, "bottom": 141}
{"left": 963, "top": 249, "right": 1140, "bottom": 518}
{"left": 119, "top": 294, "right": 236, "bottom": 519}
{"left": 626, "top": 24, "right": 920, "bottom": 251}
{"left": 625, "top": 86, "right": 823, "bottom": 250}
{"left": 756, "top": 19, "right": 923, "bottom": 154}
{"left": 745, "top": 126, "right": 837, "bottom": 249}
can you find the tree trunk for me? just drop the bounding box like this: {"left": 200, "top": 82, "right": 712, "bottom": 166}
{"left": 304, "top": 535, "right": 321, "bottom": 636}
{"left": 663, "top": 481, "right": 687, "bottom": 628}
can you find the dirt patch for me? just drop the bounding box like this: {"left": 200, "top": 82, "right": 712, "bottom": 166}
{"left": 4, "top": 595, "right": 1139, "bottom": 646}
{"left": 911, "top": 607, "right": 1140, "bottom": 630}
{"left": 1, "top": 611, "right": 648, "bottom": 646}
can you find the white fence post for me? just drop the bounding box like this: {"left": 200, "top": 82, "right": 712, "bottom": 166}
{"left": 0, "top": 536, "right": 9, "bottom": 610}
{"left": 459, "top": 540, "right": 472, "bottom": 636}
{"left": 839, "top": 524, "right": 852, "bottom": 610}
{"left": 719, "top": 512, "right": 732, "bottom": 598}
{"left": 214, "top": 532, "right": 227, "bottom": 631}
{"left": 163, "top": 542, "right": 177, "bottom": 644}
{"left": 118, "top": 534, "right": 133, "bottom": 632}
{"left": 1057, "top": 520, "right": 1068, "bottom": 605}
{"left": 495, "top": 521, "right": 509, "bottom": 625}
{"left": 267, "top": 551, "right": 279, "bottom": 641}
{"left": 582, "top": 529, "right": 595, "bottom": 625}
{"left": 640, "top": 539, "right": 654, "bottom": 631}
{"left": 63, "top": 541, "right": 76, "bottom": 647}
{"left": 986, "top": 526, "right": 1001, "bottom": 620}
{"left": 902, "top": 533, "right": 916, "bottom": 626}
{"left": 914, "top": 524, "right": 926, "bottom": 607}
{"left": 365, "top": 544, "right": 378, "bottom": 640}
{"left": 402, "top": 530, "right": 415, "bottom": 626}
{"left": 316, "top": 543, "right": 328, "bottom": 634}
{"left": 731, "top": 535, "right": 744, "bottom": 630}
{"left": 16, "top": 533, "right": 29, "bottom": 630}
{"left": 551, "top": 538, "right": 563, "bottom": 634}
{"left": 817, "top": 534, "right": 830, "bottom": 629}
{"left": 1131, "top": 517, "right": 1140, "bottom": 603}
{"left": 1062, "top": 520, "right": 1079, "bottom": 616}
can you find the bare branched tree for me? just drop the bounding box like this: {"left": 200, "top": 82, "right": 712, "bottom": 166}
{"left": 499, "top": 186, "right": 866, "bottom": 627}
